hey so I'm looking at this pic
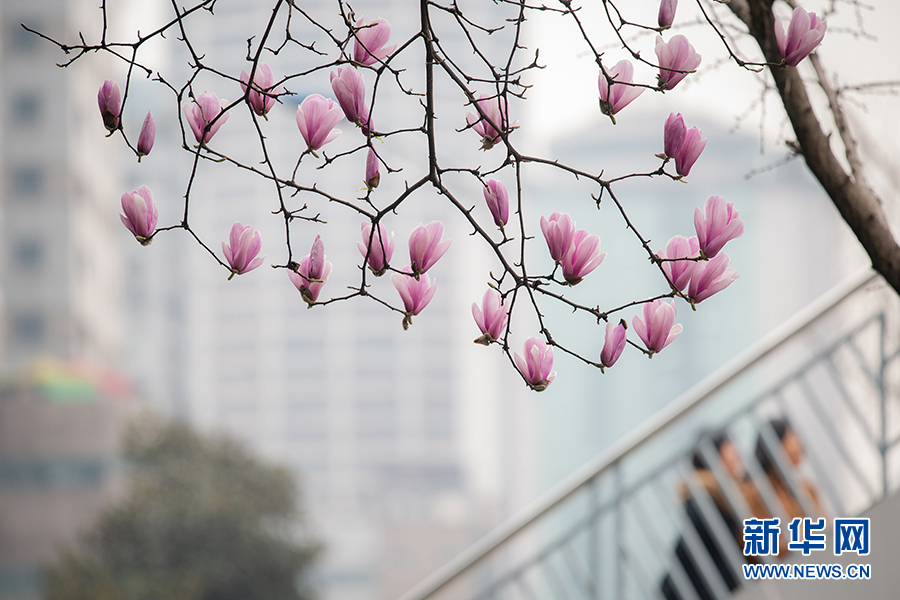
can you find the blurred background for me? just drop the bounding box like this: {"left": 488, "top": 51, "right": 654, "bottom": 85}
{"left": 0, "top": 1, "right": 898, "bottom": 599}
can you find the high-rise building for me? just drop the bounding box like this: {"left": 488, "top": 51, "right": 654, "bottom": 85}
{"left": 0, "top": 0, "right": 123, "bottom": 371}
{"left": 119, "top": 2, "right": 539, "bottom": 599}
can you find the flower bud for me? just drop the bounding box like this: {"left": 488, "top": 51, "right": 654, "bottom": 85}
{"left": 408, "top": 221, "right": 451, "bottom": 275}
{"left": 98, "top": 80, "right": 121, "bottom": 132}
{"left": 365, "top": 148, "right": 380, "bottom": 190}
{"left": 514, "top": 338, "right": 556, "bottom": 392}
{"left": 483, "top": 179, "right": 509, "bottom": 229}
{"left": 223, "top": 222, "right": 264, "bottom": 278}
{"left": 137, "top": 111, "right": 155, "bottom": 161}
{"left": 120, "top": 185, "right": 158, "bottom": 245}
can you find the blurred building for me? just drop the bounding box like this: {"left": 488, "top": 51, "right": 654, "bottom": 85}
{"left": 118, "top": 3, "right": 538, "bottom": 600}
{"left": 0, "top": 360, "right": 139, "bottom": 600}
{"left": 0, "top": 0, "right": 123, "bottom": 371}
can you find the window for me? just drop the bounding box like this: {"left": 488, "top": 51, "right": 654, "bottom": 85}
{"left": 8, "top": 21, "right": 41, "bottom": 53}
{"left": 13, "top": 239, "right": 42, "bottom": 269}
{"left": 12, "top": 166, "right": 43, "bottom": 197}
{"left": 14, "top": 313, "right": 44, "bottom": 342}
{"left": 13, "top": 93, "right": 41, "bottom": 124}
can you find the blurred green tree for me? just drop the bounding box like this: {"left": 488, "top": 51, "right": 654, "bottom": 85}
{"left": 43, "top": 418, "right": 320, "bottom": 600}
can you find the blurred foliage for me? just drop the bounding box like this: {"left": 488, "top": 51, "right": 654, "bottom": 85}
{"left": 43, "top": 417, "right": 320, "bottom": 600}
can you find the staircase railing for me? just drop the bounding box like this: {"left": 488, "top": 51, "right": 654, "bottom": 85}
{"left": 398, "top": 269, "right": 899, "bottom": 600}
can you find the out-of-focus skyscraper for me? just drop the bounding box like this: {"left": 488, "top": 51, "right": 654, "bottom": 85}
{"left": 0, "top": 0, "right": 123, "bottom": 371}
{"left": 120, "top": 2, "right": 538, "bottom": 599}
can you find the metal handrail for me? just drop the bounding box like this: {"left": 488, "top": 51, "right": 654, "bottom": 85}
{"left": 398, "top": 268, "right": 880, "bottom": 600}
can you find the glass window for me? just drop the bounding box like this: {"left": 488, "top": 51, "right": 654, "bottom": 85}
{"left": 13, "top": 93, "right": 41, "bottom": 124}
{"left": 14, "top": 313, "right": 44, "bottom": 342}
{"left": 13, "top": 239, "right": 42, "bottom": 269}
{"left": 9, "top": 22, "right": 41, "bottom": 53}
{"left": 12, "top": 166, "right": 43, "bottom": 197}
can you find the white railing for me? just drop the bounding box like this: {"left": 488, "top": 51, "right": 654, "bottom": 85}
{"left": 399, "top": 269, "right": 899, "bottom": 600}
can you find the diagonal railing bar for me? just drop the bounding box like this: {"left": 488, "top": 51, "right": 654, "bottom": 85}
{"left": 398, "top": 268, "right": 893, "bottom": 600}
{"left": 823, "top": 353, "right": 880, "bottom": 443}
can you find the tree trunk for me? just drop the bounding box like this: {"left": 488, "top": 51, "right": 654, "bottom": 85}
{"left": 728, "top": 0, "right": 900, "bottom": 295}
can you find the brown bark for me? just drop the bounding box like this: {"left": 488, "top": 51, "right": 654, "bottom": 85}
{"left": 728, "top": 0, "right": 900, "bottom": 295}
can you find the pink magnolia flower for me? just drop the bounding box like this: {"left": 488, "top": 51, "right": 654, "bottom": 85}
{"left": 296, "top": 94, "right": 343, "bottom": 155}
{"left": 137, "top": 111, "right": 155, "bottom": 161}
{"left": 98, "top": 80, "right": 121, "bottom": 132}
{"left": 597, "top": 60, "right": 644, "bottom": 124}
{"left": 330, "top": 66, "right": 371, "bottom": 132}
{"left": 633, "top": 299, "right": 683, "bottom": 356}
{"left": 120, "top": 185, "right": 158, "bottom": 245}
{"left": 240, "top": 63, "right": 280, "bottom": 117}
{"left": 289, "top": 235, "right": 333, "bottom": 306}
{"left": 353, "top": 17, "right": 397, "bottom": 66}
{"left": 600, "top": 320, "right": 627, "bottom": 370}
{"left": 775, "top": 7, "right": 826, "bottom": 67}
{"left": 472, "top": 289, "right": 508, "bottom": 345}
{"left": 408, "top": 221, "right": 452, "bottom": 275}
{"left": 483, "top": 179, "right": 509, "bottom": 229}
{"left": 687, "top": 252, "right": 739, "bottom": 304}
{"left": 655, "top": 35, "right": 701, "bottom": 90}
{"left": 540, "top": 212, "right": 575, "bottom": 263}
{"left": 391, "top": 267, "right": 437, "bottom": 329}
{"left": 223, "top": 222, "right": 264, "bottom": 278}
{"left": 364, "top": 148, "right": 380, "bottom": 190}
{"left": 694, "top": 195, "right": 745, "bottom": 259}
{"left": 184, "top": 91, "right": 230, "bottom": 145}
{"left": 663, "top": 113, "right": 686, "bottom": 159}
{"left": 674, "top": 127, "right": 707, "bottom": 178}
{"left": 514, "top": 338, "right": 556, "bottom": 392}
{"left": 561, "top": 230, "right": 606, "bottom": 285}
{"left": 466, "top": 94, "right": 518, "bottom": 150}
{"left": 658, "top": 0, "right": 678, "bottom": 29}
{"left": 357, "top": 221, "right": 393, "bottom": 276}
{"left": 658, "top": 235, "right": 700, "bottom": 291}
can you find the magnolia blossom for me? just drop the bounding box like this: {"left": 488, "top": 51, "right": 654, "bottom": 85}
{"left": 296, "top": 94, "right": 343, "bottom": 155}
{"left": 137, "top": 111, "right": 155, "bottom": 161}
{"left": 184, "top": 91, "right": 230, "bottom": 145}
{"left": 658, "top": 0, "right": 678, "bottom": 29}
{"left": 353, "top": 17, "right": 397, "bottom": 66}
{"left": 687, "top": 252, "right": 739, "bottom": 304}
{"left": 597, "top": 60, "right": 644, "bottom": 124}
{"left": 391, "top": 268, "right": 437, "bottom": 330}
{"left": 365, "top": 148, "right": 380, "bottom": 190}
{"left": 540, "top": 212, "right": 575, "bottom": 263}
{"left": 240, "top": 63, "right": 280, "bottom": 117}
{"left": 655, "top": 35, "right": 701, "bottom": 90}
{"left": 223, "top": 222, "right": 264, "bottom": 278}
{"left": 408, "top": 221, "right": 452, "bottom": 275}
{"left": 633, "top": 299, "right": 683, "bottom": 356}
{"left": 98, "top": 80, "right": 121, "bottom": 132}
{"left": 330, "top": 66, "right": 371, "bottom": 132}
{"left": 120, "top": 185, "right": 158, "bottom": 245}
{"left": 674, "top": 126, "right": 707, "bottom": 178}
{"left": 466, "top": 94, "right": 517, "bottom": 150}
{"left": 472, "top": 289, "right": 508, "bottom": 345}
{"left": 600, "top": 320, "right": 627, "bottom": 370}
{"left": 658, "top": 235, "right": 700, "bottom": 291}
{"left": 561, "top": 230, "right": 606, "bottom": 285}
{"left": 663, "top": 112, "right": 686, "bottom": 159}
{"left": 775, "top": 7, "right": 826, "bottom": 67}
{"left": 483, "top": 179, "right": 509, "bottom": 229}
{"left": 694, "top": 195, "right": 745, "bottom": 258}
{"left": 514, "top": 338, "right": 556, "bottom": 392}
{"left": 289, "top": 235, "right": 333, "bottom": 306}
{"left": 357, "top": 221, "right": 393, "bottom": 276}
